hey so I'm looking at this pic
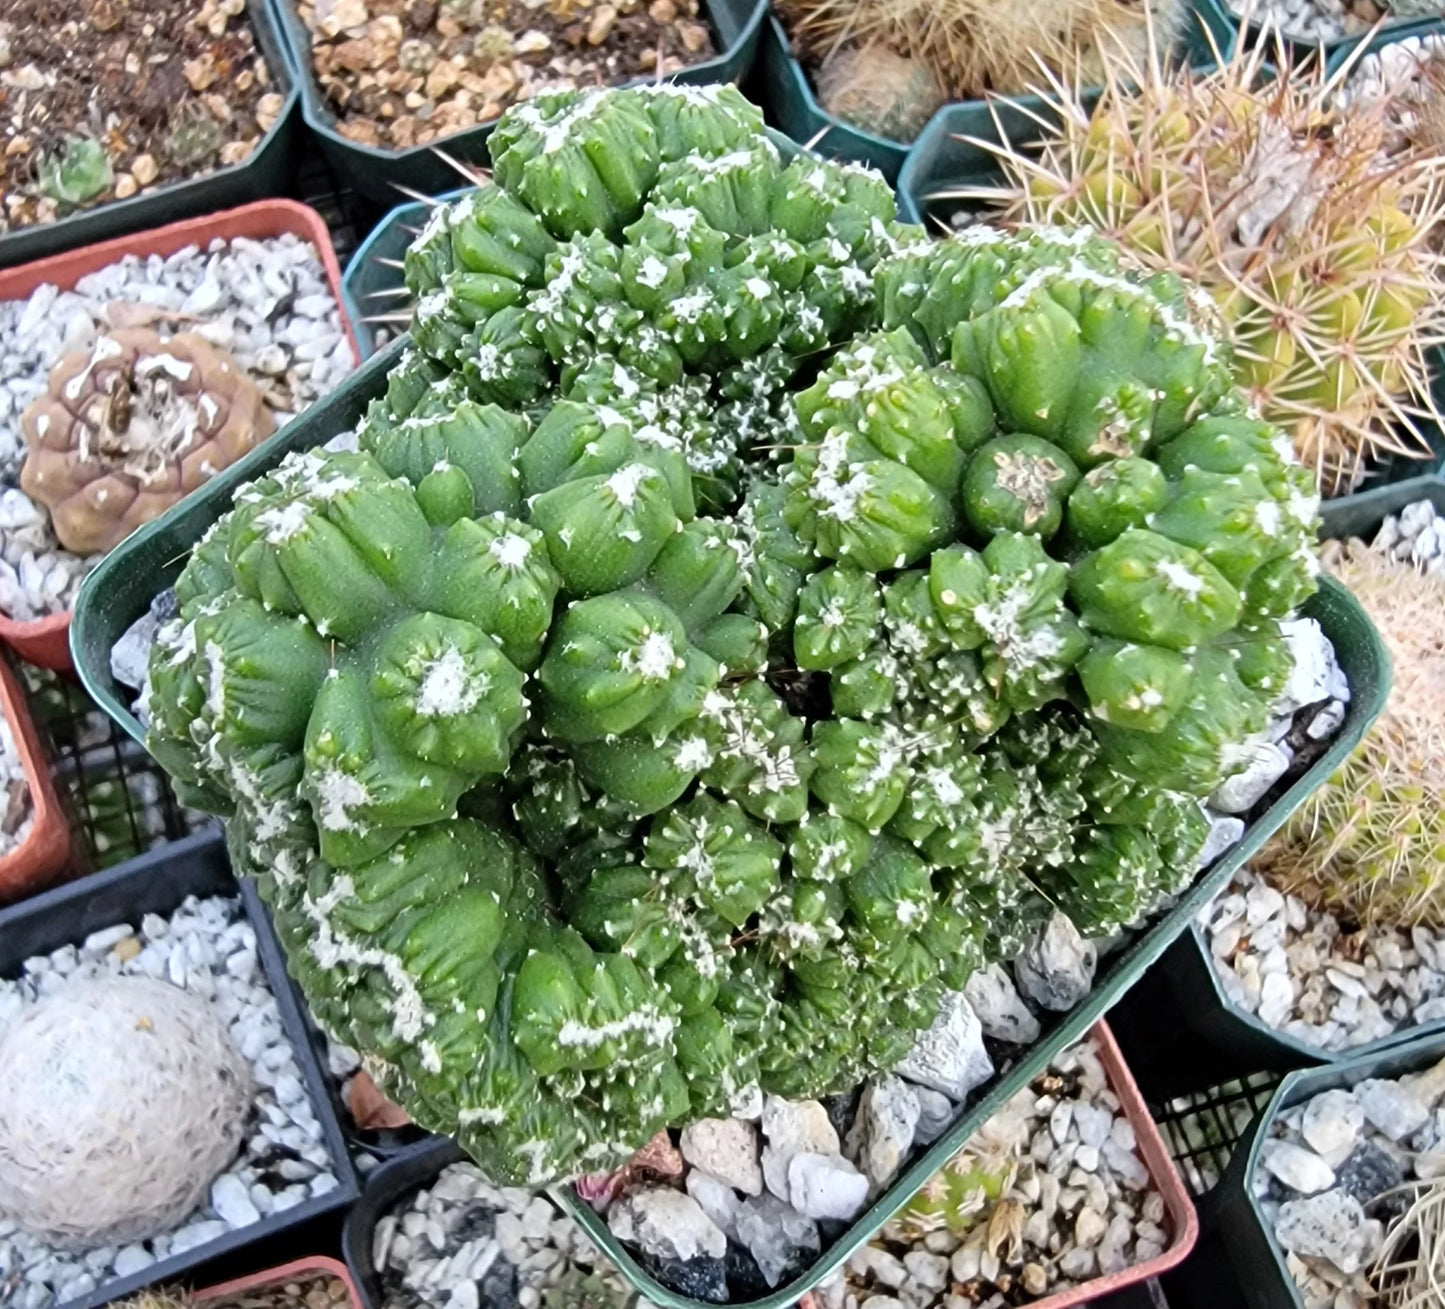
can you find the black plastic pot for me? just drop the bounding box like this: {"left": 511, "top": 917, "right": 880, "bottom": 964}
{"left": 340, "top": 1136, "right": 467, "bottom": 1309}
{"left": 0, "top": 0, "right": 301, "bottom": 270}
{"left": 0, "top": 829, "right": 360, "bottom": 1309}
{"left": 1214, "top": 1028, "right": 1445, "bottom": 1309}
{"left": 266, "top": 0, "right": 768, "bottom": 205}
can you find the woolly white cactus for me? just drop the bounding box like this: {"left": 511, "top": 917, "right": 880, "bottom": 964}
{"left": 0, "top": 977, "right": 253, "bottom": 1249}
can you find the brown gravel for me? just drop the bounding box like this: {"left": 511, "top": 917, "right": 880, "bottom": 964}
{"left": 298, "top": 0, "right": 716, "bottom": 151}
{"left": 0, "top": 0, "right": 283, "bottom": 233}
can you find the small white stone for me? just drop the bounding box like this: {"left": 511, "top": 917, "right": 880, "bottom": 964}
{"left": 1261, "top": 1140, "right": 1336, "bottom": 1195}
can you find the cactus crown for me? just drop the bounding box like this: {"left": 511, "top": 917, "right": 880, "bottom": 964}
{"left": 36, "top": 135, "right": 112, "bottom": 206}
{"left": 146, "top": 84, "right": 1321, "bottom": 1187}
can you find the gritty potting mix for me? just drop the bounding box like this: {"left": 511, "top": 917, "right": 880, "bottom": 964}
{"left": 295, "top": 0, "right": 718, "bottom": 150}
{"left": 0, "top": 0, "right": 285, "bottom": 233}
{"left": 0, "top": 234, "right": 354, "bottom": 623}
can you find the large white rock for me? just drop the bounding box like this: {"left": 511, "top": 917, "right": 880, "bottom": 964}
{"left": 760, "top": 1096, "right": 840, "bottom": 1202}
{"left": 895, "top": 992, "right": 994, "bottom": 1100}
{"left": 964, "top": 964, "right": 1040, "bottom": 1044}
{"left": 680, "top": 1116, "right": 763, "bottom": 1196}
{"left": 1301, "top": 1090, "right": 1364, "bottom": 1167}
{"left": 1260, "top": 1140, "right": 1336, "bottom": 1195}
{"left": 845, "top": 1077, "right": 920, "bottom": 1192}
{"left": 607, "top": 1188, "right": 727, "bottom": 1262}
{"left": 788, "top": 1151, "right": 870, "bottom": 1222}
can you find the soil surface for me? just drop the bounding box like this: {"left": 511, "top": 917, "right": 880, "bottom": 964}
{"left": 0, "top": 0, "right": 284, "bottom": 232}
{"left": 298, "top": 0, "right": 716, "bottom": 151}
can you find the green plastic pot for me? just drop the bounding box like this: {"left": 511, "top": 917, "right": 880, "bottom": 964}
{"left": 1214, "top": 1027, "right": 1445, "bottom": 1309}
{"left": 67, "top": 331, "right": 1391, "bottom": 1307}
{"left": 0, "top": 0, "right": 301, "bottom": 270}
{"left": 266, "top": 0, "right": 768, "bottom": 205}
{"left": 771, "top": 0, "right": 1237, "bottom": 188}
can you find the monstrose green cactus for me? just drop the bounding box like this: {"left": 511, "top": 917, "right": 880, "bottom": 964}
{"left": 145, "top": 85, "right": 1321, "bottom": 1186}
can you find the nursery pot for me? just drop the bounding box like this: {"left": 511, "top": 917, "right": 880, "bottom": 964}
{"left": 196, "top": 1256, "right": 362, "bottom": 1308}
{"left": 1213, "top": 1028, "right": 1445, "bottom": 1309}
{"left": 0, "top": 829, "right": 361, "bottom": 1309}
{"left": 63, "top": 330, "right": 1392, "bottom": 1308}
{"left": 266, "top": 0, "right": 768, "bottom": 205}
{"left": 341, "top": 1137, "right": 468, "bottom": 1309}
{"left": 0, "top": 654, "right": 71, "bottom": 904}
{"left": 0, "top": 0, "right": 301, "bottom": 270}
{"left": 770, "top": 0, "right": 1238, "bottom": 188}
{"left": 0, "top": 199, "right": 360, "bottom": 674}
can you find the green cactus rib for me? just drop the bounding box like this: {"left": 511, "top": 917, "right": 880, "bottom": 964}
{"left": 146, "top": 85, "right": 1324, "bottom": 1186}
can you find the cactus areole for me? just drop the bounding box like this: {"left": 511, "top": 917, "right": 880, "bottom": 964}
{"left": 146, "top": 86, "right": 1322, "bottom": 1186}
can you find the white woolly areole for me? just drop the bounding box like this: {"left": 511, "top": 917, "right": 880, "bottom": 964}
{"left": 606, "top": 463, "right": 653, "bottom": 509}
{"left": 489, "top": 532, "right": 532, "bottom": 569}
{"left": 1156, "top": 559, "right": 1205, "bottom": 598}
{"left": 416, "top": 646, "right": 487, "bottom": 717}
{"left": 620, "top": 631, "right": 681, "bottom": 681}
{"left": 313, "top": 767, "right": 371, "bottom": 832}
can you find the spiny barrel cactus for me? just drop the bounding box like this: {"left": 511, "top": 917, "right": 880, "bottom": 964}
{"left": 146, "top": 84, "right": 1322, "bottom": 1187}
{"left": 959, "top": 32, "right": 1445, "bottom": 497}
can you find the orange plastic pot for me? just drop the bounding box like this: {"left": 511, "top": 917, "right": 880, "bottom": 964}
{"left": 0, "top": 655, "right": 71, "bottom": 904}
{"left": 0, "top": 198, "right": 361, "bottom": 675}
{"left": 799, "top": 1021, "right": 1197, "bottom": 1309}
{"left": 196, "top": 1256, "right": 362, "bottom": 1308}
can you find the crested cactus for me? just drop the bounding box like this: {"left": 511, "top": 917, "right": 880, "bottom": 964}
{"left": 146, "top": 84, "right": 1325, "bottom": 1186}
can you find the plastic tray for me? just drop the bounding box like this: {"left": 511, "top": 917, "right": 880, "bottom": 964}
{"left": 770, "top": 0, "right": 1237, "bottom": 187}
{"left": 1214, "top": 1027, "right": 1445, "bottom": 1309}
{"left": 0, "top": 653, "right": 73, "bottom": 905}
{"left": 196, "top": 1256, "right": 363, "bottom": 1308}
{"left": 67, "top": 330, "right": 1391, "bottom": 1309}
{"left": 0, "top": 198, "right": 361, "bottom": 674}
{"left": 266, "top": 0, "right": 768, "bottom": 205}
{"left": 0, "top": 0, "right": 301, "bottom": 271}
{"left": 0, "top": 829, "right": 360, "bottom": 1309}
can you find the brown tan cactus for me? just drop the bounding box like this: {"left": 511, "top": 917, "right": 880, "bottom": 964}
{"left": 19, "top": 327, "right": 274, "bottom": 555}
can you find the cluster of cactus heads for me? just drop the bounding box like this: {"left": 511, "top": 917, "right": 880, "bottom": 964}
{"left": 1256, "top": 533, "right": 1445, "bottom": 931}
{"left": 146, "top": 84, "right": 1322, "bottom": 1186}
{"left": 777, "top": 0, "right": 1185, "bottom": 109}
{"left": 954, "top": 33, "right": 1445, "bottom": 498}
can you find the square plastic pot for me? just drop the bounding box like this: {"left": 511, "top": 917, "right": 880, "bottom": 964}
{"left": 65, "top": 332, "right": 1392, "bottom": 1309}
{"left": 196, "top": 1256, "right": 363, "bottom": 1308}
{"left": 0, "top": 829, "right": 361, "bottom": 1309}
{"left": 0, "top": 198, "right": 362, "bottom": 675}
{"left": 0, "top": 0, "right": 301, "bottom": 271}
{"left": 266, "top": 0, "right": 768, "bottom": 205}
{"left": 340, "top": 1136, "right": 468, "bottom": 1309}
{"left": 0, "top": 655, "right": 71, "bottom": 905}
{"left": 771, "top": 0, "right": 1236, "bottom": 188}
{"left": 1213, "top": 1028, "right": 1445, "bottom": 1309}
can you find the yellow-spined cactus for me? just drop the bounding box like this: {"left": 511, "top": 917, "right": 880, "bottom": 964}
{"left": 1258, "top": 534, "right": 1445, "bottom": 929}
{"left": 952, "top": 32, "right": 1445, "bottom": 497}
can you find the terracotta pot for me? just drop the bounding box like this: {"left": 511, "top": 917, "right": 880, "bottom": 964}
{"left": 0, "top": 655, "right": 71, "bottom": 904}
{"left": 0, "top": 199, "right": 361, "bottom": 674}
{"left": 195, "top": 1256, "right": 362, "bottom": 1308}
